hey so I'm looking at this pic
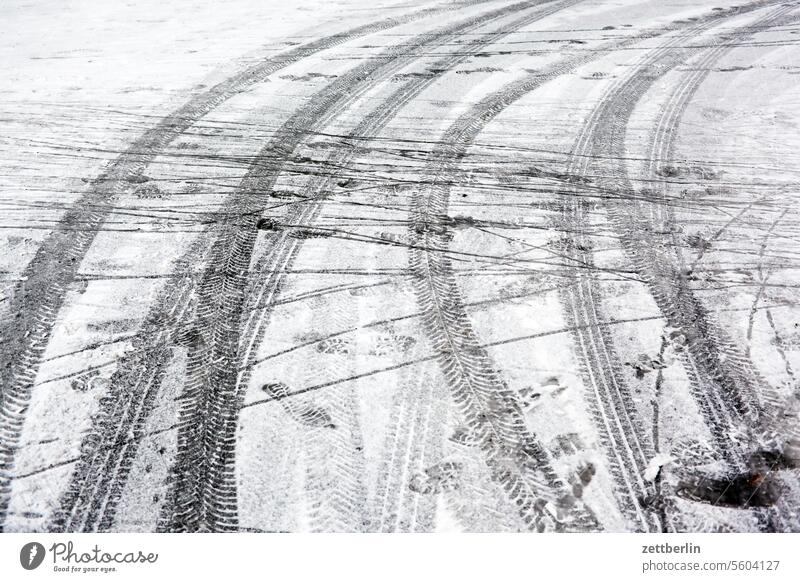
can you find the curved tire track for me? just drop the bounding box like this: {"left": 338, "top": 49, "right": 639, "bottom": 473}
{"left": 39, "top": 0, "right": 507, "bottom": 533}
{"left": 233, "top": 0, "right": 591, "bottom": 534}
{"left": 553, "top": 1, "right": 793, "bottom": 532}
{"left": 0, "top": 0, "right": 497, "bottom": 531}
{"left": 593, "top": 4, "right": 798, "bottom": 529}
{"left": 405, "top": 0, "right": 786, "bottom": 532}
{"left": 160, "top": 0, "right": 578, "bottom": 533}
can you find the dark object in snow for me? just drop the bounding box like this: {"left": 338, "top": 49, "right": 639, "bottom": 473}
{"left": 626, "top": 354, "right": 667, "bottom": 379}
{"left": 678, "top": 471, "right": 782, "bottom": 508}
{"left": 256, "top": 218, "right": 279, "bottom": 231}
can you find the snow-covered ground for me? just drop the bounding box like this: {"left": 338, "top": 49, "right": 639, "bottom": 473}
{"left": 1, "top": 0, "right": 798, "bottom": 533}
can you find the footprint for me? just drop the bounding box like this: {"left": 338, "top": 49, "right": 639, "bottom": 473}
{"left": 316, "top": 337, "right": 352, "bottom": 355}
{"left": 408, "top": 461, "right": 463, "bottom": 494}
{"left": 519, "top": 376, "right": 568, "bottom": 409}
{"left": 262, "top": 382, "right": 335, "bottom": 429}
{"left": 449, "top": 425, "right": 485, "bottom": 447}
{"left": 70, "top": 371, "right": 108, "bottom": 393}
{"left": 370, "top": 333, "right": 416, "bottom": 357}
{"left": 549, "top": 432, "right": 584, "bottom": 458}
{"left": 134, "top": 183, "right": 163, "bottom": 199}
{"left": 568, "top": 462, "right": 596, "bottom": 499}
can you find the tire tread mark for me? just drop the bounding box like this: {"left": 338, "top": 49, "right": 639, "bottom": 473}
{"left": 34, "top": 0, "right": 493, "bottom": 533}
{"left": 163, "top": 0, "right": 571, "bottom": 533}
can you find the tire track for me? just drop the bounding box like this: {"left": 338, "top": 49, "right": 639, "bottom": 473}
{"left": 0, "top": 0, "right": 490, "bottom": 530}
{"left": 557, "top": 1, "right": 795, "bottom": 531}
{"left": 556, "top": 22, "right": 727, "bottom": 535}
{"left": 12, "top": 0, "right": 789, "bottom": 533}
{"left": 293, "top": 291, "right": 368, "bottom": 533}
{"left": 39, "top": 2, "right": 500, "bottom": 531}
{"left": 410, "top": 170, "right": 593, "bottom": 532}
{"left": 47, "top": 233, "right": 214, "bottom": 532}
{"left": 602, "top": 4, "right": 799, "bottom": 529}
{"left": 600, "top": 4, "right": 795, "bottom": 443}
{"left": 162, "top": 0, "right": 579, "bottom": 533}
{"left": 644, "top": 8, "right": 797, "bottom": 436}
{"left": 405, "top": 0, "right": 786, "bottom": 532}
{"left": 371, "top": 362, "right": 444, "bottom": 531}
{"left": 234, "top": 0, "right": 590, "bottom": 534}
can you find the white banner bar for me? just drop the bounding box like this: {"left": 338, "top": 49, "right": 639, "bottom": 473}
{"left": 1, "top": 533, "right": 799, "bottom": 582}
